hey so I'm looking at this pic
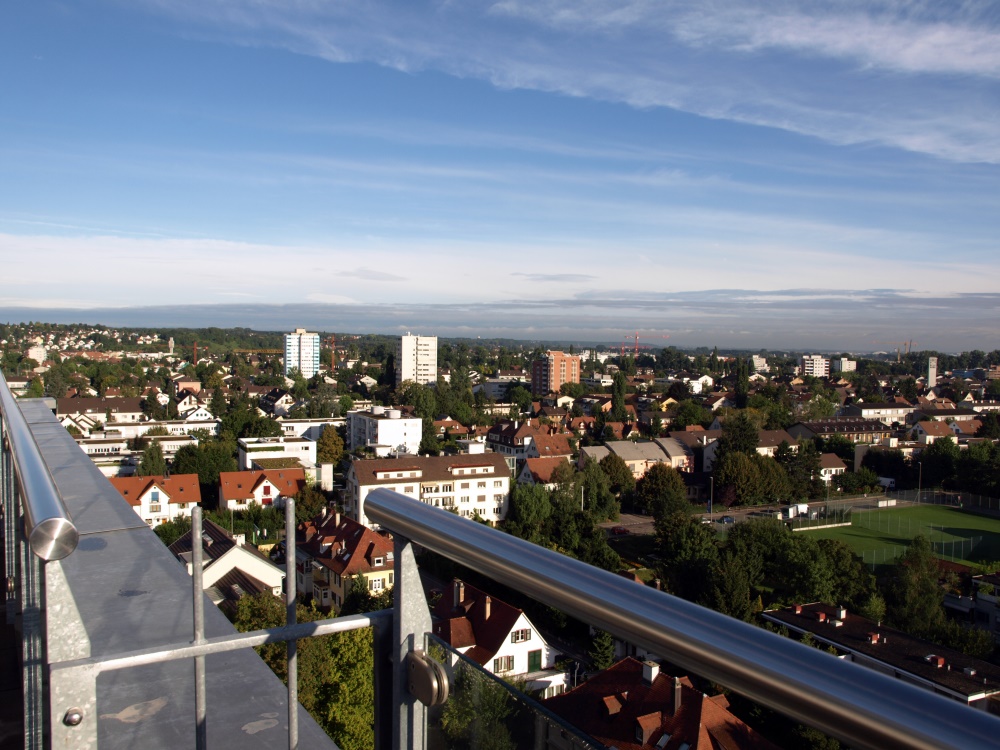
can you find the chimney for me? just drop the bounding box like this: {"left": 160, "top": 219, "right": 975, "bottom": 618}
{"left": 484, "top": 596, "right": 491, "bottom": 620}
{"left": 673, "top": 676, "right": 682, "bottom": 714}
{"left": 642, "top": 660, "right": 659, "bottom": 686}
{"left": 334, "top": 509, "right": 341, "bottom": 527}
{"left": 454, "top": 580, "right": 464, "bottom": 608}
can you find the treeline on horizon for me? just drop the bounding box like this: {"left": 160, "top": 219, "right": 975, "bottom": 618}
{"left": 3, "top": 322, "right": 1000, "bottom": 376}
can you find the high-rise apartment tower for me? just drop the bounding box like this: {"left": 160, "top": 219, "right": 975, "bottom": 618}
{"left": 531, "top": 351, "right": 581, "bottom": 396}
{"left": 284, "top": 328, "right": 320, "bottom": 378}
{"left": 396, "top": 333, "right": 438, "bottom": 386}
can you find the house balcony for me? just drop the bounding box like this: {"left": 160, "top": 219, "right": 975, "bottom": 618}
{"left": 3, "top": 373, "right": 1000, "bottom": 749}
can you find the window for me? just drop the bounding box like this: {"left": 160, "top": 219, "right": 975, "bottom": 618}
{"left": 370, "top": 577, "right": 384, "bottom": 591}
{"left": 494, "top": 494, "right": 504, "bottom": 503}
{"left": 405, "top": 486, "right": 414, "bottom": 494}
{"left": 460, "top": 482, "right": 469, "bottom": 489}
{"left": 263, "top": 485, "right": 271, "bottom": 495}
{"left": 461, "top": 496, "right": 470, "bottom": 503}
{"left": 149, "top": 504, "right": 161, "bottom": 513}
{"left": 374, "top": 557, "right": 384, "bottom": 566}
{"left": 442, "top": 484, "right": 453, "bottom": 492}
{"left": 177, "top": 503, "right": 187, "bottom": 510}
{"left": 494, "top": 480, "right": 502, "bottom": 488}
{"left": 477, "top": 481, "right": 486, "bottom": 488}
{"left": 150, "top": 490, "right": 160, "bottom": 502}
{"left": 493, "top": 655, "right": 514, "bottom": 673}
{"left": 511, "top": 628, "right": 532, "bottom": 643}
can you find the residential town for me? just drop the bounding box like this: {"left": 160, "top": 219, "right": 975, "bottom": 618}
{"left": 5, "top": 321, "right": 1000, "bottom": 748}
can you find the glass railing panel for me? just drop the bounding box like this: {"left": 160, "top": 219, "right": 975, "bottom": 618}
{"left": 424, "top": 633, "right": 596, "bottom": 750}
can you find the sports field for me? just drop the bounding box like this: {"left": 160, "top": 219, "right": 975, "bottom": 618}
{"left": 801, "top": 504, "right": 1000, "bottom": 568}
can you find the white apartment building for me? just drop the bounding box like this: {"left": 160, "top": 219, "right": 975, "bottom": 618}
{"left": 347, "top": 405, "right": 422, "bottom": 457}
{"left": 396, "top": 333, "right": 438, "bottom": 385}
{"left": 751, "top": 355, "right": 769, "bottom": 373}
{"left": 832, "top": 358, "right": 857, "bottom": 373}
{"left": 237, "top": 436, "right": 317, "bottom": 471}
{"left": 801, "top": 354, "right": 830, "bottom": 378}
{"left": 284, "top": 328, "right": 320, "bottom": 378}
{"left": 345, "top": 453, "right": 511, "bottom": 528}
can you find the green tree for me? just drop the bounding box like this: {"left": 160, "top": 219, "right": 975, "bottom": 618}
{"left": 137, "top": 442, "right": 167, "bottom": 477}
{"left": 295, "top": 484, "right": 328, "bottom": 524}
{"left": 609, "top": 371, "right": 628, "bottom": 423}
{"left": 636, "top": 462, "right": 689, "bottom": 517}
{"left": 580, "top": 460, "right": 619, "bottom": 522}
{"left": 440, "top": 663, "right": 516, "bottom": 750}
{"left": 857, "top": 591, "right": 887, "bottom": 625}
{"left": 885, "top": 535, "right": 945, "bottom": 639}
{"left": 655, "top": 511, "right": 719, "bottom": 603}
{"left": 672, "top": 399, "right": 710, "bottom": 430}
{"left": 172, "top": 442, "right": 238, "bottom": 487}
{"left": 503, "top": 483, "right": 552, "bottom": 545}
{"left": 588, "top": 629, "right": 615, "bottom": 671}
{"left": 316, "top": 425, "right": 345, "bottom": 464}
{"left": 715, "top": 410, "right": 759, "bottom": 461}
{"left": 714, "top": 451, "right": 763, "bottom": 506}
{"left": 598, "top": 453, "right": 635, "bottom": 497}
{"left": 232, "top": 593, "right": 374, "bottom": 750}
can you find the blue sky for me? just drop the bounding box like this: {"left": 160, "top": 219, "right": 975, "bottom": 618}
{"left": 1, "top": 1, "right": 998, "bottom": 350}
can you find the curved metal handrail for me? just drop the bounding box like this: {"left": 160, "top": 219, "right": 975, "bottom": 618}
{"left": 366, "top": 487, "right": 1000, "bottom": 750}
{"left": 0, "top": 372, "right": 79, "bottom": 560}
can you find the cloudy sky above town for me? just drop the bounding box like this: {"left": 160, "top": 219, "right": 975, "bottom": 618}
{"left": 1, "top": 1, "right": 998, "bottom": 350}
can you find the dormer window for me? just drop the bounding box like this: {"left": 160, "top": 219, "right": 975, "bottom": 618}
{"left": 373, "top": 557, "right": 384, "bottom": 566}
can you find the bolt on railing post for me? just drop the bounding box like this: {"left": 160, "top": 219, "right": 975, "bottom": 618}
{"left": 192, "top": 506, "right": 208, "bottom": 749}
{"left": 285, "top": 498, "right": 298, "bottom": 750}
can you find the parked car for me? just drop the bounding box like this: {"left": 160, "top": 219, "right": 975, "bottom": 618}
{"left": 720, "top": 515, "right": 735, "bottom": 525}
{"left": 610, "top": 526, "right": 630, "bottom": 535}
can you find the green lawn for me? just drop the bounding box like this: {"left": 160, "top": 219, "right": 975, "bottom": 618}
{"left": 801, "top": 505, "right": 1000, "bottom": 568}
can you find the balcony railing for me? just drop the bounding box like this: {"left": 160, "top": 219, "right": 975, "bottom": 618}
{"left": 4, "top": 369, "right": 1000, "bottom": 749}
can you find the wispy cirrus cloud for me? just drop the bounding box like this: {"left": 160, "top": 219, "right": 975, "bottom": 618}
{"left": 133, "top": 0, "right": 1000, "bottom": 162}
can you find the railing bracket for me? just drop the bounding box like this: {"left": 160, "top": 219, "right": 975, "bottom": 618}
{"left": 405, "top": 650, "right": 449, "bottom": 707}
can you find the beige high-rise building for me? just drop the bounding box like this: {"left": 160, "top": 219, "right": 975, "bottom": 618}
{"left": 396, "top": 333, "right": 438, "bottom": 385}
{"left": 531, "top": 351, "right": 581, "bottom": 396}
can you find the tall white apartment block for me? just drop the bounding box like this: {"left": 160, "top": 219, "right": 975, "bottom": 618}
{"left": 928, "top": 357, "right": 938, "bottom": 389}
{"left": 831, "top": 358, "right": 857, "bottom": 373}
{"left": 396, "top": 333, "right": 438, "bottom": 385}
{"left": 801, "top": 354, "right": 830, "bottom": 378}
{"left": 751, "top": 355, "right": 769, "bottom": 373}
{"left": 284, "top": 328, "right": 320, "bottom": 378}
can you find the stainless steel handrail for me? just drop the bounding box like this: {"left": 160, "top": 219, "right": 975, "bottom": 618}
{"left": 366, "top": 488, "right": 1000, "bottom": 750}
{"left": 0, "top": 371, "right": 79, "bottom": 560}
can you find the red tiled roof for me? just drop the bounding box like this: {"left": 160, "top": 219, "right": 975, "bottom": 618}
{"left": 431, "top": 580, "right": 523, "bottom": 666}
{"left": 298, "top": 511, "right": 393, "bottom": 577}
{"left": 542, "top": 658, "right": 779, "bottom": 750}
{"left": 218, "top": 469, "right": 306, "bottom": 502}
{"left": 108, "top": 474, "right": 201, "bottom": 507}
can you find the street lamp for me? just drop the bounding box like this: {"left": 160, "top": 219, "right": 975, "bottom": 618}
{"left": 709, "top": 476, "right": 714, "bottom": 516}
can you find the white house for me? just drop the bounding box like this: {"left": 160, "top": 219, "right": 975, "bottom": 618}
{"left": 431, "top": 580, "right": 566, "bottom": 699}
{"left": 168, "top": 519, "right": 285, "bottom": 615}
{"left": 346, "top": 405, "right": 422, "bottom": 457}
{"left": 345, "top": 453, "right": 511, "bottom": 529}
{"left": 107, "top": 474, "right": 202, "bottom": 526}
{"left": 818, "top": 453, "right": 847, "bottom": 484}
{"left": 237, "top": 436, "right": 317, "bottom": 470}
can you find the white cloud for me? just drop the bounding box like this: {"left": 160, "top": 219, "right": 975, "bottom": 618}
{"left": 134, "top": 0, "right": 1000, "bottom": 162}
